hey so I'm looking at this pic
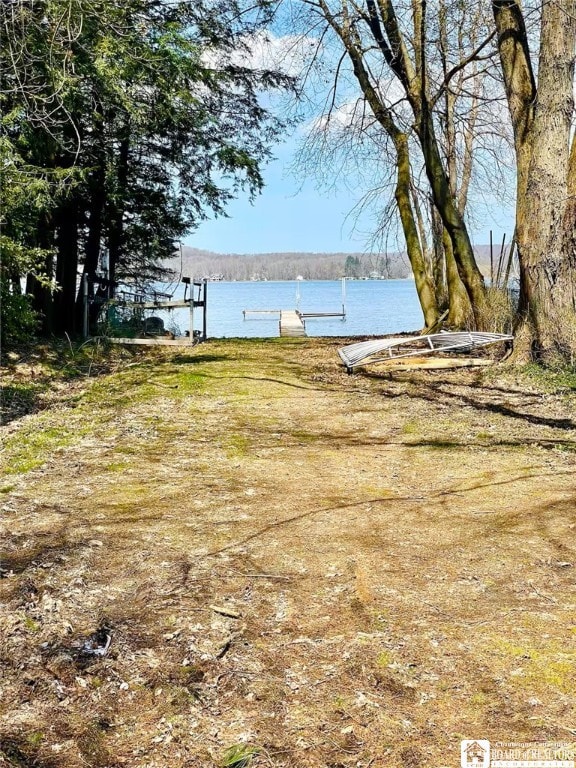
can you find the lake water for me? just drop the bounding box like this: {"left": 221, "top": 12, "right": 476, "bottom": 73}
{"left": 169, "top": 279, "right": 423, "bottom": 338}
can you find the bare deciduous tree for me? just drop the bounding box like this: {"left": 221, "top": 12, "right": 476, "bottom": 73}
{"left": 288, "top": 0, "right": 513, "bottom": 329}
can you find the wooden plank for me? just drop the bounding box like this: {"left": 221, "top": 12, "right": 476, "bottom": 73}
{"left": 132, "top": 300, "right": 191, "bottom": 309}
{"left": 299, "top": 312, "right": 345, "bottom": 318}
{"left": 106, "top": 337, "right": 194, "bottom": 346}
{"left": 369, "top": 357, "right": 493, "bottom": 371}
{"left": 243, "top": 309, "right": 281, "bottom": 316}
{"left": 110, "top": 299, "right": 201, "bottom": 309}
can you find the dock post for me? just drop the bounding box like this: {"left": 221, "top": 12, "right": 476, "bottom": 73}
{"left": 189, "top": 279, "right": 194, "bottom": 341}
{"left": 82, "top": 274, "right": 89, "bottom": 339}
{"left": 202, "top": 280, "right": 207, "bottom": 340}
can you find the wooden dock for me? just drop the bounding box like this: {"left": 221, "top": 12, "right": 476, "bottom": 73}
{"left": 242, "top": 278, "right": 346, "bottom": 338}
{"left": 243, "top": 308, "right": 306, "bottom": 336}
{"left": 280, "top": 310, "right": 306, "bottom": 337}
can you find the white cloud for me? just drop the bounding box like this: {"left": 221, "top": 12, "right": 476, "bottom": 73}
{"left": 241, "top": 30, "right": 319, "bottom": 77}
{"left": 306, "top": 75, "right": 410, "bottom": 134}
{"left": 202, "top": 31, "right": 319, "bottom": 77}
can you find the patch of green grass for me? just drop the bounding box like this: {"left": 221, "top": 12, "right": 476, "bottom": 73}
{"left": 25, "top": 732, "right": 44, "bottom": 748}
{"left": 81, "top": 364, "right": 208, "bottom": 412}
{"left": 377, "top": 651, "right": 392, "bottom": 667}
{"left": 226, "top": 434, "right": 250, "bottom": 458}
{"left": 222, "top": 744, "right": 260, "bottom": 768}
{"left": 518, "top": 363, "right": 576, "bottom": 394}
{"left": 82, "top": 375, "right": 159, "bottom": 410}
{"left": 0, "top": 484, "right": 16, "bottom": 493}
{"left": 2, "top": 424, "right": 77, "bottom": 475}
{"left": 157, "top": 370, "right": 208, "bottom": 396}
{"left": 291, "top": 429, "right": 319, "bottom": 444}
{"left": 492, "top": 639, "right": 576, "bottom": 694}
{"left": 552, "top": 441, "right": 576, "bottom": 453}
{"left": 425, "top": 440, "right": 462, "bottom": 450}
{"left": 401, "top": 420, "right": 419, "bottom": 435}
{"left": 105, "top": 461, "right": 131, "bottom": 472}
{"left": 112, "top": 445, "right": 139, "bottom": 456}
{"left": 372, "top": 612, "right": 389, "bottom": 630}
{"left": 332, "top": 695, "right": 346, "bottom": 711}
{"left": 363, "top": 485, "right": 394, "bottom": 498}
{"left": 24, "top": 616, "right": 41, "bottom": 632}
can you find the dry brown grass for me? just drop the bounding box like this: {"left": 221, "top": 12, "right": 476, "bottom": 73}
{"left": 1, "top": 338, "right": 576, "bottom": 767}
{"left": 477, "top": 287, "right": 516, "bottom": 335}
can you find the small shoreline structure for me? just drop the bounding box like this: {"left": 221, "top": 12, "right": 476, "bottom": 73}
{"left": 338, "top": 331, "right": 514, "bottom": 373}
{"left": 85, "top": 276, "right": 208, "bottom": 346}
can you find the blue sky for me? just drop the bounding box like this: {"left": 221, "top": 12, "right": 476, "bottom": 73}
{"left": 187, "top": 134, "right": 515, "bottom": 256}
{"left": 186, "top": 136, "right": 377, "bottom": 254}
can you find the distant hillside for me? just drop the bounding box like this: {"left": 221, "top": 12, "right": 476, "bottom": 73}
{"left": 166, "top": 247, "right": 410, "bottom": 281}
{"left": 164, "top": 244, "right": 505, "bottom": 281}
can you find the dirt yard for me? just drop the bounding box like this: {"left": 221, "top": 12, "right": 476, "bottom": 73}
{"left": 1, "top": 338, "right": 575, "bottom": 768}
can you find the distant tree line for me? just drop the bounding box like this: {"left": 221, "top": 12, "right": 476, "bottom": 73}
{"left": 171, "top": 247, "right": 412, "bottom": 281}
{"left": 171, "top": 245, "right": 494, "bottom": 282}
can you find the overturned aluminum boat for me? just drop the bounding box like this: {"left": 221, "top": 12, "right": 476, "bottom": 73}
{"left": 338, "top": 331, "right": 514, "bottom": 372}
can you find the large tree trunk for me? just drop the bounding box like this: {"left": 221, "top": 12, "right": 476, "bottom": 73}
{"left": 518, "top": 0, "right": 576, "bottom": 361}
{"left": 494, "top": 0, "right": 576, "bottom": 362}
{"left": 53, "top": 198, "right": 79, "bottom": 335}
{"left": 415, "top": 107, "right": 488, "bottom": 328}
{"left": 393, "top": 133, "right": 439, "bottom": 328}
{"left": 442, "top": 229, "right": 471, "bottom": 327}
{"left": 107, "top": 131, "right": 130, "bottom": 290}
{"left": 431, "top": 206, "right": 447, "bottom": 308}
{"left": 437, "top": 23, "right": 478, "bottom": 331}
{"left": 26, "top": 213, "right": 55, "bottom": 335}
{"left": 76, "top": 161, "right": 106, "bottom": 329}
